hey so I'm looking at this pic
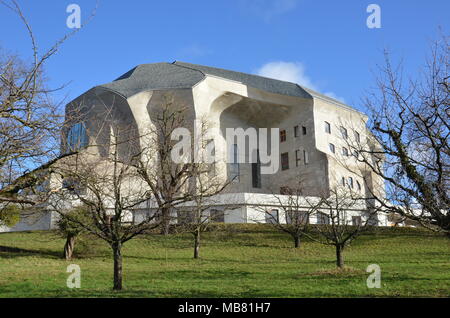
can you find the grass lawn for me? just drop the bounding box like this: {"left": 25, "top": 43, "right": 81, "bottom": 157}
{"left": 0, "top": 225, "right": 449, "bottom": 297}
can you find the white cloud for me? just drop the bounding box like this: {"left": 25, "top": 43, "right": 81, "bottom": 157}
{"left": 322, "top": 91, "right": 346, "bottom": 104}
{"left": 256, "top": 61, "right": 316, "bottom": 89}
{"left": 255, "top": 61, "right": 346, "bottom": 103}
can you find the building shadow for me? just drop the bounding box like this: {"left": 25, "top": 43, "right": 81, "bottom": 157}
{"left": 0, "top": 245, "right": 61, "bottom": 259}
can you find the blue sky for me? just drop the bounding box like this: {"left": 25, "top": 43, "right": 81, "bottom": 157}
{"left": 0, "top": 0, "right": 448, "bottom": 112}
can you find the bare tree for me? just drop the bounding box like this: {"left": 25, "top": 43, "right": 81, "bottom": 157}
{"left": 0, "top": 0, "right": 96, "bottom": 205}
{"left": 255, "top": 178, "right": 324, "bottom": 248}
{"left": 133, "top": 96, "right": 201, "bottom": 235}
{"left": 348, "top": 34, "right": 449, "bottom": 237}
{"left": 48, "top": 127, "right": 161, "bottom": 290}
{"left": 308, "top": 187, "right": 378, "bottom": 268}
{"left": 176, "top": 157, "right": 233, "bottom": 259}
{"left": 47, "top": 95, "right": 229, "bottom": 288}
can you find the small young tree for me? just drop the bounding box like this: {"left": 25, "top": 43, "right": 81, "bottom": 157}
{"left": 177, "top": 163, "right": 231, "bottom": 259}
{"left": 0, "top": 204, "right": 20, "bottom": 227}
{"left": 257, "top": 179, "right": 324, "bottom": 248}
{"left": 309, "top": 187, "right": 378, "bottom": 268}
{"left": 56, "top": 205, "right": 91, "bottom": 260}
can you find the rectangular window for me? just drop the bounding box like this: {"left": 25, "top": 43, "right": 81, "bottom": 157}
{"left": 325, "top": 121, "right": 331, "bottom": 134}
{"left": 356, "top": 180, "right": 362, "bottom": 191}
{"left": 342, "top": 147, "right": 349, "bottom": 157}
{"left": 302, "top": 126, "right": 307, "bottom": 135}
{"left": 266, "top": 209, "right": 279, "bottom": 224}
{"left": 317, "top": 212, "right": 330, "bottom": 225}
{"left": 348, "top": 177, "right": 354, "bottom": 188}
{"left": 177, "top": 210, "right": 195, "bottom": 224}
{"left": 303, "top": 150, "right": 309, "bottom": 165}
{"left": 294, "top": 125, "right": 299, "bottom": 137}
{"left": 286, "top": 210, "right": 309, "bottom": 225}
{"left": 281, "top": 152, "right": 289, "bottom": 170}
{"left": 341, "top": 126, "right": 348, "bottom": 139}
{"left": 67, "top": 122, "right": 88, "bottom": 153}
{"left": 295, "top": 149, "right": 301, "bottom": 167}
{"left": 229, "top": 144, "right": 240, "bottom": 181}
{"left": 342, "top": 177, "right": 346, "bottom": 186}
{"left": 280, "top": 129, "right": 287, "bottom": 142}
{"left": 355, "top": 131, "right": 360, "bottom": 143}
{"left": 352, "top": 216, "right": 362, "bottom": 226}
{"left": 208, "top": 140, "right": 216, "bottom": 176}
{"left": 252, "top": 150, "right": 261, "bottom": 188}
{"left": 210, "top": 209, "right": 225, "bottom": 223}
{"left": 329, "top": 143, "right": 335, "bottom": 153}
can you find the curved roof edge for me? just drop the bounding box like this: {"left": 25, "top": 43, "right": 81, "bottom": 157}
{"left": 73, "top": 61, "right": 362, "bottom": 116}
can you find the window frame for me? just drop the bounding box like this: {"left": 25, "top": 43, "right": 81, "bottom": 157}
{"left": 251, "top": 149, "right": 261, "bottom": 188}
{"left": 317, "top": 212, "right": 330, "bottom": 225}
{"left": 348, "top": 176, "right": 354, "bottom": 188}
{"left": 280, "top": 129, "right": 287, "bottom": 142}
{"left": 354, "top": 130, "right": 360, "bottom": 143}
{"left": 341, "top": 126, "right": 348, "bottom": 139}
{"left": 342, "top": 147, "right": 349, "bottom": 157}
{"left": 352, "top": 216, "right": 362, "bottom": 226}
{"left": 329, "top": 143, "right": 335, "bottom": 154}
{"left": 325, "top": 121, "right": 331, "bottom": 134}
{"left": 295, "top": 149, "right": 301, "bottom": 167}
{"left": 281, "top": 152, "right": 290, "bottom": 171}
{"left": 229, "top": 143, "right": 240, "bottom": 182}
{"left": 294, "top": 125, "right": 299, "bottom": 137}
{"left": 303, "top": 150, "right": 309, "bottom": 165}
{"left": 286, "top": 210, "right": 309, "bottom": 225}
{"left": 266, "top": 209, "right": 279, "bottom": 224}
{"left": 66, "top": 122, "right": 88, "bottom": 153}
{"left": 210, "top": 209, "right": 225, "bottom": 223}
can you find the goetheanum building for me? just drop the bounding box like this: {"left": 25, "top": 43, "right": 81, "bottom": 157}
{"left": 1, "top": 61, "right": 389, "bottom": 232}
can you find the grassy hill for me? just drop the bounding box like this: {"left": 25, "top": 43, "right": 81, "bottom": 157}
{"left": 0, "top": 225, "right": 449, "bottom": 297}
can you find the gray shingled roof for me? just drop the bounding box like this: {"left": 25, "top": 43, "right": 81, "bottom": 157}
{"left": 99, "top": 63, "right": 204, "bottom": 98}
{"left": 173, "top": 61, "right": 312, "bottom": 99}
{"left": 96, "top": 61, "right": 361, "bottom": 113}
{"left": 99, "top": 61, "right": 313, "bottom": 99}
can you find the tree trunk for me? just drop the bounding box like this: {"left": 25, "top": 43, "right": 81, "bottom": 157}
{"left": 293, "top": 235, "right": 301, "bottom": 248}
{"left": 112, "top": 241, "right": 123, "bottom": 290}
{"left": 336, "top": 245, "right": 344, "bottom": 268}
{"left": 160, "top": 208, "right": 171, "bottom": 235}
{"left": 63, "top": 234, "right": 76, "bottom": 260}
{"left": 194, "top": 230, "right": 200, "bottom": 259}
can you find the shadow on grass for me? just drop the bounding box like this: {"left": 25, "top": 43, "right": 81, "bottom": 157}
{"left": 0, "top": 245, "right": 61, "bottom": 259}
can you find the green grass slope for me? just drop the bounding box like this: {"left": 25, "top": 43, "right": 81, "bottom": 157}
{"left": 0, "top": 225, "right": 449, "bottom": 297}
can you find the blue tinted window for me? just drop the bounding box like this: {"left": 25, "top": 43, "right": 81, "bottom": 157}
{"left": 67, "top": 122, "right": 88, "bottom": 152}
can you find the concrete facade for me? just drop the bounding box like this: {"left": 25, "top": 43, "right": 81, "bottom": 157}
{"left": 1, "top": 61, "right": 389, "bottom": 232}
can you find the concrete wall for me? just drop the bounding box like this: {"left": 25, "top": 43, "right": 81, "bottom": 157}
{"left": 191, "top": 76, "right": 329, "bottom": 196}
{"left": 0, "top": 211, "right": 57, "bottom": 233}
{"left": 41, "top": 73, "right": 386, "bottom": 231}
